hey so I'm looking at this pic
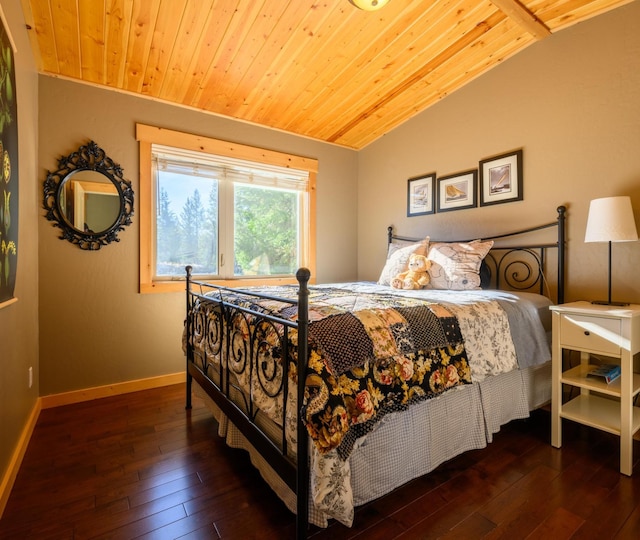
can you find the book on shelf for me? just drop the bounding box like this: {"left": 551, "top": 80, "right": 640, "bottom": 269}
{"left": 586, "top": 364, "right": 621, "bottom": 384}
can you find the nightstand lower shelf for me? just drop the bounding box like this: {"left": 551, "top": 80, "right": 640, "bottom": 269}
{"left": 551, "top": 301, "right": 640, "bottom": 475}
{"left": 560, "top": 394, "right": 640, "bottom": 437}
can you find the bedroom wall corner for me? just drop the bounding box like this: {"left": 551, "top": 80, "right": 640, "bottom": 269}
{"left": 356, "top": 1, "right": 640, "bottom": 305}
{"left": 0, "top": 0, "right": 40, "bottom": 518}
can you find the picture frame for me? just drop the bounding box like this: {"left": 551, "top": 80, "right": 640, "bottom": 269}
{"left": 407, "top": 172, "right": 435, "bottom": 217}
{"left": 436, "top": 169, "right": 477, "bottom": 212}
{"left": 479, "top": 149, "right": 523, "bottom": 206}
{"left": 0, "top": 5, "right": 18, "bottom": 308}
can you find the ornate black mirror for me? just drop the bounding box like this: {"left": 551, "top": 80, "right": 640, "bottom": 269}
{"left": 43, "top": 141, "right": 134, "bottom": 250}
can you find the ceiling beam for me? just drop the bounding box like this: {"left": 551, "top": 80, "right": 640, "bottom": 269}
{"left": 329, "top": 11, "right": 505, "bottom": 144}
{"left": 490, "top": 0, "right": 551, "bottom": 39}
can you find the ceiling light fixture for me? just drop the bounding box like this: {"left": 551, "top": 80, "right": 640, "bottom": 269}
{"left": 349, "top": 0, "right": 390, "bottom": 11}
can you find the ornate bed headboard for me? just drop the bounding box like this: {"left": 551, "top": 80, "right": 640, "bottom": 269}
{"left": 388, "top": 206, "right": 567, "bottom": 303}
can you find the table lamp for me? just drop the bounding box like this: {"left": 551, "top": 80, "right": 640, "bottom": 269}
{"left": 584, "top": 196, "right": 638, "bottom": 305}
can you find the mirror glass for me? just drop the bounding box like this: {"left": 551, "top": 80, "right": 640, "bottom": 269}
{"left": 59, "top": 170, "right": 121, "bottom": 234}
{"left": 43, "top": 141, "right": 134, "bottom": 250}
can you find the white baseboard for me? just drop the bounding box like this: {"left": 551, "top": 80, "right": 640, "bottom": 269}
{"left": 40, "top": 372, "right": 186, "bottom": 409}
{"left": 0, "top": 398, "right": 41, "bottom": 518}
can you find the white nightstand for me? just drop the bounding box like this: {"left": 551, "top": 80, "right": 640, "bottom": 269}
{"left": 550, "top": 301, "right": 640, "bottom": 475}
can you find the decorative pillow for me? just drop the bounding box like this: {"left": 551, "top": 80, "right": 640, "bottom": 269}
{"left": 377, "top": 238, "right": 429, "bottom": 286}
{"left": 426, "top": 240, "right": 494, "bottom": 290}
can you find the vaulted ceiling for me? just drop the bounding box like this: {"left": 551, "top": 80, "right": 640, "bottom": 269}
{"left": 21, "top": 0, "right": 632, "bottom": 149}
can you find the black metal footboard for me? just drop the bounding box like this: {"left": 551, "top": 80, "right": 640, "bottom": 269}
{"left": 185, "top": 267, "right": 310, "bottom": 538}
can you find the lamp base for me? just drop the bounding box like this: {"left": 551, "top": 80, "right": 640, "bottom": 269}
{"left": 591, "top": 300, "right": 629, "bottom": 307}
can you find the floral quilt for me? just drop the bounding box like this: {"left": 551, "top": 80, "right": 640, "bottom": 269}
{"left": 189, "top": 283, "right": 550, "bottom": 527}
{"left": 193, "top": 286, "right": 473, "bottom": 459}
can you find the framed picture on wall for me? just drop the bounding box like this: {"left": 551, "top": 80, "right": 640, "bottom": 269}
{"left": 0, "top": 6, "right": 18, "bottom": 309}
{"left": 479, "top": 149, "right": 523, "bottom": 206}
{"left": 436, "top": 169, "right": 477, "bottom": 212}
{"left": 407, "top": 172, "right": 435, "bottom": 216}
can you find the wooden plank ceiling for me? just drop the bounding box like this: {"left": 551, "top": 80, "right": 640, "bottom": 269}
{"left": 21, "top": 0, "right": 632, "bottom": 149}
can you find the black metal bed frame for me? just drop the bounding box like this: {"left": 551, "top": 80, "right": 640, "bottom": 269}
{"left": 185, "top": 205, "right": 566, "bottom": 539}
{"left": 185, "top": 268, "right": 311, "bottom": 539}
{"left": 389, "top": 205, "right": 566, "bottom": 304}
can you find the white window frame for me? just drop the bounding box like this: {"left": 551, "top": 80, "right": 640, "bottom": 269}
{"left": 137, "top": 124, "right": 317, "bottom": 294}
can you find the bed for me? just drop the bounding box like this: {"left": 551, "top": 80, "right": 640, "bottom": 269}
{"left": 184, "top": 206, "right": 566, "bottom": 539}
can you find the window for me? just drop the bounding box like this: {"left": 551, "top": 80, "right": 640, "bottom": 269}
{"left": 137, "top": 124, "right": 317, "bottom": 293}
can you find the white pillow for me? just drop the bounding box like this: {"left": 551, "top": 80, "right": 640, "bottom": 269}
{"left": 426, "top": 240, "right": 493, "bottom": 290}
{"left": 378, "top": 239, "right": 429, "bottom": 286}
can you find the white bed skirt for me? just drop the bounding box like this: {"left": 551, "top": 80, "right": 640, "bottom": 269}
{"left": 193, "top": 360, "right": 551, "bottom": 528}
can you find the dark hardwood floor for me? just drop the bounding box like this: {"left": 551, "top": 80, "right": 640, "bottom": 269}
{"left": 1, "top": 383, "right": 639, "bottom": 539}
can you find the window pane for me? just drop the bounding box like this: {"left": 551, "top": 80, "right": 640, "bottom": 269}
{"left": 233, "top": 184, "right": 299, "bottom": 276}
{"left": 156, "top": 170, "right": 218, "bottom": 277}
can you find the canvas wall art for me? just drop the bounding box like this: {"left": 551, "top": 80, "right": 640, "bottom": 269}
{"left": 0, "top": 10, "right": 18, "bottom": 307}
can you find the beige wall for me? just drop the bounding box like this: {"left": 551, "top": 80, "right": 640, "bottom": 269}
{"left": 37, "top": 78, "right": 358, "bottom": 395}
{"left": 0, "top": 0, "right": 39, "bottom": 497}
{"left": 357, "top": 1, "right": 640, "bottom": 305}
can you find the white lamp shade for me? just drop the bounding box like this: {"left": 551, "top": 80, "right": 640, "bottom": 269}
{"left": 584, "top": 196, "right": 638, "bottom": 243}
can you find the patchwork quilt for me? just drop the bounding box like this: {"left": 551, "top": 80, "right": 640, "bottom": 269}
{"left": 191, "top": 286, "right": 481, "bottom": 458}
